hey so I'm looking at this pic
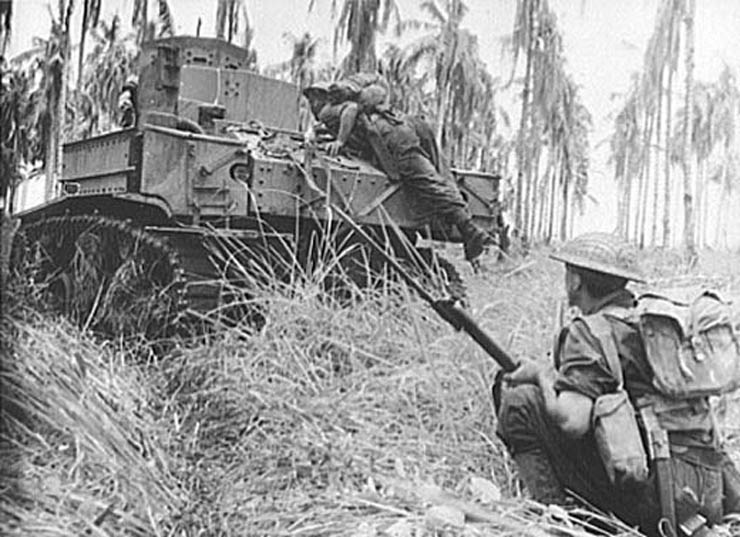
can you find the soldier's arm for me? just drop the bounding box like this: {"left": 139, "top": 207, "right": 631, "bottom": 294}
{"left": 326, "top": 102, "right": 359, "bottom": 157}
{"left": 507, "top": 358, "right": 593, "bottom": 438}
{"left": 537, "top": 367, "right": 593, "bottom": 438}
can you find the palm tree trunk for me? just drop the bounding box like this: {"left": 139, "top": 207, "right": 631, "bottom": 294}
{"left": 651, "top": 73, "right": 664, "bottom": 246}
{"left": 77, "top": 0, "right": 90, "bottom": 91}
{"left": 515, "top": 0, "right": 535, "bottom": 234}
{"left": 560, "top": 156, "right": 568, "bottom": 241}
{"left": 624, "top": 153, "right": 633, "bottom": 240}
{"left": 435, "top": 82, "right": 451, "bottom": 150}
{"left": 681, "top": 0, "right": 696, "bottom": 258}
{"left": 638, "top": 113, "right": 653, "bottom": 248}
{"left": 662, "top": 11, "right": 676, "bottom": 248}
{"left": 698, "top": 160, "right": 708, "bottom": 247}
{"left": 548, "top": 149, "right": 559, "bottom": 242}
{"left": 715, "top": 157, "right": 729, "bottom": 248}
{"left": 140, "top": 0, "right": 149, "bottom": 45}
{"left": 537, "top": 153, "right": 553, "bottom": 241}
{"left": 532, "top": 138, "right": 543, "bottom": 241}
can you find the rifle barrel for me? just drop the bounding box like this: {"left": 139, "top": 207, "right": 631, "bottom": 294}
{"left": 292, "top": 155, "right": 518, "bottom": 373}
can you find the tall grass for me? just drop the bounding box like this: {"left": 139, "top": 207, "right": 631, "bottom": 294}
{"left": 0, "top": 310, "right": 182, "bottom": 536}
{"left": 2, "top": 230, "right": 739, "bottom": 535}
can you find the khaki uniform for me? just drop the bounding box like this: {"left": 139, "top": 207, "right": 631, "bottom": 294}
{"left": 496, "top": 289, "right": 740, "bottom": 535}
{"left": 317, "top": 102, "right": 470, "bottom": 227}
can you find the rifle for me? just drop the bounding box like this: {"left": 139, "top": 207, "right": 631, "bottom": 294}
{"left": 292, "top": 152, "right": 518, "bottom": 374}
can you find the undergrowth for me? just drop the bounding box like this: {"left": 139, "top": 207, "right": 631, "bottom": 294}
{"left": 2, "top": 242, "right": 740, "bottom": 536}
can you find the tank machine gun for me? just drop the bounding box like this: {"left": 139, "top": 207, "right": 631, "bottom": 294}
{"left": 11, "top": 36, "right": 505, "bottom": 336}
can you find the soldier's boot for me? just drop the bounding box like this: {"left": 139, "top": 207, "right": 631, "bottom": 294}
{"left": 512, "top": 449, "right": 568, "bottom": 505}
{"left": 458, "top": 219, "right": 491, "bottom": 262}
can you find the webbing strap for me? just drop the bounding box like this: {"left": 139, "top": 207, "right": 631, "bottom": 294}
{"left": 580, "top": 313, "right": 624, "bottom": 389}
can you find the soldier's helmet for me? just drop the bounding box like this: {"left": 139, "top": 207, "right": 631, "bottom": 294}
{"left": 302, "top": 81, "right": 331, "bottom": 101}
{"left": 550, "top": 232, "right": 645, "bottom": 282}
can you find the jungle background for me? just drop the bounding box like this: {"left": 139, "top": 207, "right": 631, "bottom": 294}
{"left": 2, "top": 1, "right": 740, "bottom": 535}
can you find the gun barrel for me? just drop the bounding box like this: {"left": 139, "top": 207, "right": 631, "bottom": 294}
{"left": 438, "top": 302, "right": 518, "bottom": 372}
{"left": 292, "top": 155, "right": 518, "bottom": 373}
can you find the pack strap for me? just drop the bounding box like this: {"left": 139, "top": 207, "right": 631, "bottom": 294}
{"left": 580, "top": 313, "right": 624, "bottom": 389}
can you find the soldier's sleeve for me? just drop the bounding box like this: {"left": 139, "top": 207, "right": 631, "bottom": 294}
{"left": 552, "top": 318, "right": 620, "bottom": 400}
{"left": 317, "top": 102, "right": 347, "bottom": 124}
{"left": 316, "top": 102, "right": 350, "bottom": 135}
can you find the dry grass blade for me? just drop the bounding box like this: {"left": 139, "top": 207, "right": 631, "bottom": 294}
{"left": 0, "top": 310, "right": 183, "bottom": 536}
{"left": 4, "top": 234, "right": 740, "bottom": 536}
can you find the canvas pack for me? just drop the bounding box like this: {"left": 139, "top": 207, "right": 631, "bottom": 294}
{"left": 638, "top": 291, "right": 740, "bottom": 399}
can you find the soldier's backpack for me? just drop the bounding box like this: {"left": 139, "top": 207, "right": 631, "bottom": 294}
{"left": 581, "top": 290, "right": 740, "bottom": 485}
{"left": 328, "top": 73, "right": 390, "bottom": 112}
{"left": 637, "top": 290, "right": 740, "bottom": 399}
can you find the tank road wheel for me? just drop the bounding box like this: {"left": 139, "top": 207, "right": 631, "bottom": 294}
{"left": 11, "top": 216, "right": 184, "bottom": 338}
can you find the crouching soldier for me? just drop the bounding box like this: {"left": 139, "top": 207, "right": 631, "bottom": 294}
{"left": 302, "top": 80, "right": 491, "bottom": 264}
{"left": 495, "top": 232, "right": 740, "bottom": 536}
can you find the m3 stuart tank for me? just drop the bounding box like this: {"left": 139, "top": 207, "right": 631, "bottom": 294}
{"left": 11, "top": 36, "right": 504, "bottom": 336}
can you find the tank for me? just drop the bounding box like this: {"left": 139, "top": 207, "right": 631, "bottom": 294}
{"left": 11, "top": 36, "right": 505, "bottom": 336}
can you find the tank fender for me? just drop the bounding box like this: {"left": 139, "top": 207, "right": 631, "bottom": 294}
{"left": 15, "top": 193, "right": 173, "bottom": 226}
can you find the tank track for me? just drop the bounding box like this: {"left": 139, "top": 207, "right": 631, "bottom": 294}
{"left": 11, "top": 215, "right": 186, "bottom": 338}
{"left": 10, "top": 215, "right": 466, "bottom": 335}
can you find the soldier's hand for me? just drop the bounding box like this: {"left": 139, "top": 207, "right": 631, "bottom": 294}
{"left": 326, "top": 140, "right": 343, "bottom": 157}
{"left": 504, "top": 357, "right": 543, "bottom": 386}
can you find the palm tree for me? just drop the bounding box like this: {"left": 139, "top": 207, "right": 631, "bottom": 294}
{"left": 709, "top": 66, "right": 740, "bottom": 248}
{"left": 0, "top": 0, "right": 12, "bottom": 56}
{"left": 681, "top": 0, "right": 696, "bottom": 258}
{"left": 131, "top": 0, "right": 175, "bottom": 43}
{"left": 215, "top": 0, "right": 257, "bottom": 68}
{"left": 403, "top": 1, "right": 478, "bottom": 147}
{"left": 131, "top": 0, "right": 150, "bottom": 45}
{"left": 31, "top": 0, "right": 75, "bottom": 202}
{"left": 310, "top": 0, "right": 400, "bottom": 75}
{"left": 610, "top": 73, "right": 642, "bottom": 240}
{"left": 378, "top": 43, "right": 431, "bottom": 115}
{"left": 82, "top": 15, "right": 137, "bottom": 133}
{"left": 77, "top": 0, "right": 102, "bottom": 91}
{"left": 503, "top": 0, "right": 589, "bottom": 243}
{"left": 0, "top": 60, "right": 37, "bottom": 212}
{"left": 691, "top": 83, "right": 713, "bottom": 247}
{"left": 509, "top": 0, "right": 537, "bottom": 234}
{"left": 156, "top": 0, "right": 175, "bottom": 38}
{"left": 662, "top": 0, "right": 681, "bottom": 247}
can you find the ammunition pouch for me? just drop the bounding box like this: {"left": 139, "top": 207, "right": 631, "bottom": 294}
{"left": 639, "top": 394, "right": 715, "bottom": 438}
{"left": 582, "top": 313, "right": 649, "bottom": 485}
{"left": 592, "top": 390, "right": 649, "bottom": 485}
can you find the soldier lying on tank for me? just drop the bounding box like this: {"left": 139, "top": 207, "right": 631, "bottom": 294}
{"left": 303, "top": 81, "right": 491, "bottom": 264}
{"left": 495, "top": 232, "right": 740, "bottom": 537}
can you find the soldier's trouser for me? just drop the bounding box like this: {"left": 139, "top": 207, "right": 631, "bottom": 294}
{"left": 496, "top": 384, "right": 740, "bottom": 536}
{"left": 397, "top": 151, "right": 470, "bottom": 226}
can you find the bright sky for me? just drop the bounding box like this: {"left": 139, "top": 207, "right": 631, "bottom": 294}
{"left": 9, "top": 0, "right": 740, "bottom": 246}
